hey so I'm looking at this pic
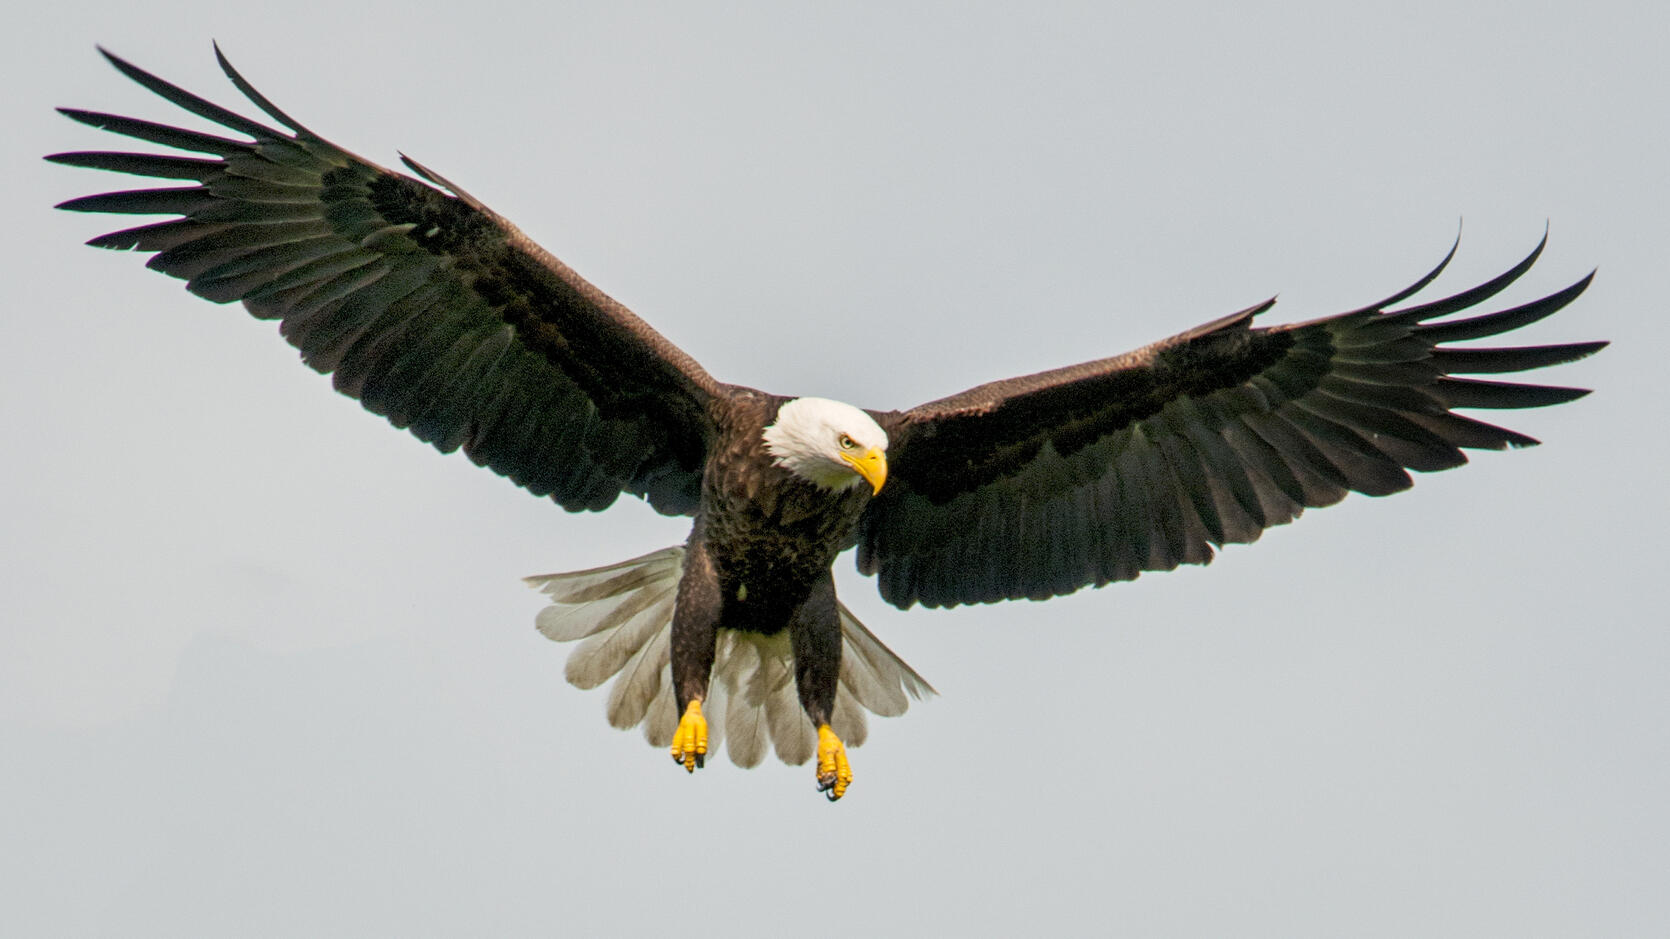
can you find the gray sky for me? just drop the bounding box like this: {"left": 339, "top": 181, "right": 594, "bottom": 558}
{"left": 5, "top": 3, "right": 1666, "bottom": 936}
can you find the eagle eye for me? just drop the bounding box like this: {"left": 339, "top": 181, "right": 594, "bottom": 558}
{"left": 839, "top": 433, "right": 857, "bottom": 450}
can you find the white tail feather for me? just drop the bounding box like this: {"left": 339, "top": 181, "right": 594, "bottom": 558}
{"left": 526, "top": 546, "right": 935, "bottom": 767}
{"left": 721, "top": 638, "right": 770, "bottom": 768}
{"left": 604, "top": 621, "right": 670, "bottom": 729}
{"left": 559, "top": 581, "right": 677, "bottom": 691}
{"left": 642, "top": 673, "right": 678, "bottom": 749}
{"left": 832, "top": 687, "right": 868, "bottom": 747}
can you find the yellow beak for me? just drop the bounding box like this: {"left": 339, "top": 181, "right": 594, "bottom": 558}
{"left": 841, "top": 447, "right": 888, "bottom": 495}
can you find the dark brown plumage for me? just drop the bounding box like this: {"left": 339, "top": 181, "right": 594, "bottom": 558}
{"left": 51, "top": 47, "right": 1604, "bottom": 800}
{"left": 860, "top": 245, "right": 1602, "bottom": 607}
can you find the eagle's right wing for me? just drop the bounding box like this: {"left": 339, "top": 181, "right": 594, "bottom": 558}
{"left": 860, "top": 236, "right": 1604, "bottom": 608}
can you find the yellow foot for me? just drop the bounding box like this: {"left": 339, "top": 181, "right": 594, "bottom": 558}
{"left": 670, "top": 699, "right": 707, "bottom": 772}
{"left": 815, "top": 724, "right": 853, "bottom": 801}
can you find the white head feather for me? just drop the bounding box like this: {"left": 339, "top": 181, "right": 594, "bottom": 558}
{"left": 762, "top": 397, "right": 890, "bottom": 492}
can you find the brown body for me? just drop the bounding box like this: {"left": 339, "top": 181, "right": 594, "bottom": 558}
{"left": 673, "top": 392, "right": 873, "bottom": 728}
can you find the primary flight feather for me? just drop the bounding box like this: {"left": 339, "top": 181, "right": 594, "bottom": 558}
{"left": 52, "top": 46, "right": 1605, "bottom": 801}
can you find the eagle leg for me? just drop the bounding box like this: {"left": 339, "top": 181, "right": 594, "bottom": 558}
{"left": 670, "top": 699, "right": 708, "bottom": 771}
{"left": 787, "top": 573, "right": 851, "bottom": 799}
{"left": 668, "top": 540, "right": 719, "bottom": 773}
{"left": 815, "top": 724, "right": 852, "bottom": 800}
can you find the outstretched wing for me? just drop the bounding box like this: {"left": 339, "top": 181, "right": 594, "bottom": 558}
{"left": 50, "top": 47, "right": 724, "bottom": 515}
{"left": 857, "top": 235, "right": 1604, "bottom": 608}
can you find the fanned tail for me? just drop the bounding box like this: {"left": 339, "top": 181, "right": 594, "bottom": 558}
{"left": 525, "top": 546, "right": 934, "bottom": 766}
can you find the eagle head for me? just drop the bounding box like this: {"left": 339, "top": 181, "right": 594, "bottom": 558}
{"left": 762, "top": 397, "right": 889, "bottom": 495}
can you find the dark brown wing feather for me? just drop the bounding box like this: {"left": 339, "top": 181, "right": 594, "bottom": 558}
{"left": 50, "top": 46, "right": 724, "bottom": 515}
{"left": 857, "top": 234, "right": 1605, "bottom": 608}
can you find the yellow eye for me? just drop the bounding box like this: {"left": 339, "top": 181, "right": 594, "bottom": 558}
{"left": 839, "top": 434, "right": 857, "bottom": 450}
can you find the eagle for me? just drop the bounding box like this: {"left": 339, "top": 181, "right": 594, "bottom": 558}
{"left": 52, "top": 47, "right": 1604, "bottom": 801}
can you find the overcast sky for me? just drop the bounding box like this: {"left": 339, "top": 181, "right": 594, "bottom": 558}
{"left": 5, "top": 3, "right": 1666, "bottom": 936}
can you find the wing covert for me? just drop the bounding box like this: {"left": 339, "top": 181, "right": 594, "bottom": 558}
{"left": 857, "top": 235, "right": 1604, "bottom": 608}
{"left": 51, "top": 46, "right": 724, "bottom": 515}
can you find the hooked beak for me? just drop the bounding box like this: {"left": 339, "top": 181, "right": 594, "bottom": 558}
{"left": 841, "top": 447, "right": 888, "bottom": 495}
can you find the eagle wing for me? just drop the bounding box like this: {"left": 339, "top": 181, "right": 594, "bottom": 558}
{"left": 51, "top": 47, "right": 723, "bottom": 516}
{"left": 858, "top": 236, "right": 1604, "bottom": 608}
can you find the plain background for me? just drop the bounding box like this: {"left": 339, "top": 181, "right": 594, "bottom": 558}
{"left": 5, "top": 3, "right": 1665, "bottom": 936}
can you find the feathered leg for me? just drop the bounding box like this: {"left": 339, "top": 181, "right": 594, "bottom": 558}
{"left": 791, "top": 574, "right": 851, "bottom": 800}
{"left": 669, "top": 539, "right": 720, "bottom": 772}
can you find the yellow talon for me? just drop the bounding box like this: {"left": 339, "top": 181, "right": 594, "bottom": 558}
{"left": 670, "top": 699, "right": 707, "bottom": 772}
{"left": 815, "top": 724, "right": 852, "bottom": 801}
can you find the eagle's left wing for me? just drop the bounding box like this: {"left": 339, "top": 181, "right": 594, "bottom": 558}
{"left": 50, "top": 47, "right": 725, "bottom": 516}
{"left": 858, "top": 236, "right": 1604, "bottom": 609}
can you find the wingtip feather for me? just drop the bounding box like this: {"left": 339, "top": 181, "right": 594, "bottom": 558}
{"left": 211, "top": 41, "right": 313, "bottom": 136}
{"left": 1350, "top": 229, "right": 1463, "bottom": 313}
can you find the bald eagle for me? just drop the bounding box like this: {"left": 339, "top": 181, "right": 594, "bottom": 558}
{"left": 52, "top": 47, "right": 1604, "bottom": 801}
